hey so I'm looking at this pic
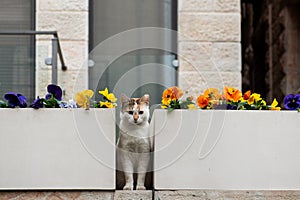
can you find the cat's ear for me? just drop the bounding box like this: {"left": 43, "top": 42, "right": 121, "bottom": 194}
{"left": 120, "top": 94, "right": 129, "bottom": 103}
{"left": 141, "top": 94, "right": 150, "bottom": 105}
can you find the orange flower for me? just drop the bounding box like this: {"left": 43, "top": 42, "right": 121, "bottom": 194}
{"left": 223, "top": 86, "right": 242, "bottom": 102}
{"left": 162, "top": 86, "right": 183, "bottom": 106}
{"left": 197, "top": 95, "right": 209, "bottom": 108}
{"left": 203, "top": 88, "right": 221, "bottom": 100}
{"left": 243, "top": 90, "right": 251, "bottom": 100}
{"left": 171, "top": 86, "right": 183, "bottom": 100}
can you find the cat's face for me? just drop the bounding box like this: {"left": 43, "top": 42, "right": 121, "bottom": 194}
{"left": 120, "top": 94, "right": 150, "bottom": 125}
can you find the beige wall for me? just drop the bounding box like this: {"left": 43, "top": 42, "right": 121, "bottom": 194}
{"left": 178, "top": 0, "right": 241, "bottom": 98}
{"left": 36, "top": 0, "right": 89, "bottom": 100}
{"left": 35, "top": 0, "right": 241, "bottom": 100}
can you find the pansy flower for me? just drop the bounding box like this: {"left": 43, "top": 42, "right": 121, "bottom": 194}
{"left": 30, "top": 96, "right": 44, "bottom": 109}
{"left": 196, "top": 95, "right": 209, "bottom": 109}
{"left": 247, "top": 93, "right": 262, "bottom": 105}
{"left": 4, "top": 92, "right": 27, "bottom": 108}
{"left": 223, "top": 87, "right": 242, "bottom": 102}
{"left": 243, "top": 90, "right": 251, "bottom": 100}
{"left": 270, "top": 98, "right": 281, "bottom": 110}
{"left": 187, "top": 104, "right": 196, "bottom": 110}
{"left": 283, "top": 94, "right": 300, "bottom": 110}
{"left": 99, "top": 88, "right": 117, "bottom": 103}
{"left": 204, "top": 88, "right": 221, "bottom": 100}
{"left": 75, "top": 89, "right": 94, "bottom": 109}
{"left": 100, "top": 101, "right": 114, "bottom": 108}
{"left": 161, "top": 86, "right": 183, "bottom": 106}
{"left": 46, "top": 84, "right": 62, "bottom": 101}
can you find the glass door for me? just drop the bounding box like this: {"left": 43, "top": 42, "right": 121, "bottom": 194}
{"left": 89, "top": 0, "right": 177, "bottom": 110}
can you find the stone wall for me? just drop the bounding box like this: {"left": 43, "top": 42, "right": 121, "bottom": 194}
{"left": 178, "top": 0, "right": 241, "bottom": 98}
{"left": 36, "top": 0, "right": 88, "bottom": 100}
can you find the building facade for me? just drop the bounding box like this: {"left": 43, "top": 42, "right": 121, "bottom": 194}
{"left": 34, "top": 0, "right": 241, "bottom": 102}
{"left": 0, "top": 0, "right": 242, "bottom": 103}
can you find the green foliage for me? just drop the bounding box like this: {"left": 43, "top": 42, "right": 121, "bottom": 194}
{"left": 43, "top": 95, "right": 60, "bottom": 108}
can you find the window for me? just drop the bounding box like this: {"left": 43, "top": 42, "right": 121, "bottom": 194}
{"left": 0, "top": 0, "right": 35, "bottom": 102}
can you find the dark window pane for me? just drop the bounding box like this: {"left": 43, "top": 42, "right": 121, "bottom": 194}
{"left": 0, "top": 0, "right": 35, "bottom": 103}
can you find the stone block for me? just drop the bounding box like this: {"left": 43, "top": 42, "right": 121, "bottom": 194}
{"left": 36, "top": 12, "right": 88, "bottom": 41}
{"left": 114, "top": 190, "right": 152, "bottom": 200}
{"left": 178, "top": 0, "right": 214, "bottom": 12}
{"left": 58, "top": 68, "right": 88, "bottom": 100}
{"left": 59, "top": 41, "right": 88, "bottom": 70}
{"left": 155, "top": 191, "right": 207, "bottom": 200}
{"left": 212, "top": 42, "right": 241, "bottom": 72}
{"left": 179, "top": 13, "right": 241, "bottom": 42}
{"left": 179, "top": 71, "right": 241, "bottom": 98}
{"left": 178, "top": 42, "right": 241, "bottom": 72}
{"left": 178, "top": 42, "right": 214, "bottom": 72}
{"left": 214, "top": 0, "right": 240, "bottom": 12}
{"left": 179, "top": 0, "right": 240, "bottom": 12}
{"left": 35, "top": 68, "right": 51, "bottom": 97}
{"left": 38, "top": 0, "right": 88, "bottom": 11}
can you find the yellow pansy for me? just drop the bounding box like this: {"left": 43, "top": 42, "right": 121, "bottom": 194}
{"left": 270, "top": 98, "right": 281, "bottom": 110}
{"left": 75, "top": 90, "right": 94, "bottom": 109}
{"left": 248, "top": 93, "right": 262, "bottom": 105}
{"left": 99, "top": 88, "right": 117, "bottom": 102}
{"left": 187, "top": 104, "right": 196, "bottom": 110}
{"left": 99, "top": 87, "right": 109, "bottom": 97}
{"left": 161, "top": 105, "right": 168, "bottom": 109}
{"left": 108, "top": 93, "right": 117, "bottom": 102}
{"left": 161, "top": 98, "right": 171, "bottom": 106}
{"left": 100, "top": 101, "right": 115, "bottom": 108}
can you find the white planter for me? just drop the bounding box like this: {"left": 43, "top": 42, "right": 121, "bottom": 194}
{"left": 0, "top": 108, "right": 115, "bottom": 190}
{"left": 152, "top": 109, "right": 300, "bottom": 190}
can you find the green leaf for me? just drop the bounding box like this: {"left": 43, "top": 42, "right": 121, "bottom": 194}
{"left": 0, "top": 100, "right": 8, "bottom": 108}
{"left": 167, "top": 107, "right": 174, "bottom": 112}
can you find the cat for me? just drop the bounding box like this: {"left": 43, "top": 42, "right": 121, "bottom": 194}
{"left": 117, "top": 94, "right": 152, "bottom": 190}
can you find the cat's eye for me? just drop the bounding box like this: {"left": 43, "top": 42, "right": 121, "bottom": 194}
{"left": 139, "top": 111, "right": 144, "bottom": 115}
{"left": 128, "top": 111, "right": 134, "bottom": 115}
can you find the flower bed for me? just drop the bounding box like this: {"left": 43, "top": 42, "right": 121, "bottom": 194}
{"left": 152, "top": 109, "right": 300, "bottom": 190}
{"left": 0, "top": 108, "right": 115, "bottom": 189}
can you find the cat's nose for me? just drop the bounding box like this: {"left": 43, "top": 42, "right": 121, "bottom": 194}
{"left": 133, "top": 114, "right": 139, "bottom": 123}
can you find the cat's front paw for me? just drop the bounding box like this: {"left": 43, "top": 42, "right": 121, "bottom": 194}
{"left": 136, "top": 185, "right": 146, "bottom": 190}
{"left": 123, "top": 184, "right": 134, "bottom": 190}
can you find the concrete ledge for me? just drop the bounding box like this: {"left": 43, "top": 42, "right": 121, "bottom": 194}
{"left": 155, "top": 190, "right": 300, "bottom": 200}
{"left": 0, "top": 191, "right": 114, "bottom": 200}
{"left": 1, "top": 190, "right": 300, "bottom": 200}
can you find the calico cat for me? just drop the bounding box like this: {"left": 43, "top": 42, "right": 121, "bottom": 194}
{"left": 117, "top": 94, "right": 152, "bottom": 190}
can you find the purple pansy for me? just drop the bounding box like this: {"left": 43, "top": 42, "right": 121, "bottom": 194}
{"left": 46, "top": 84, "right": 62, "bottom": 101}
{"left": 283, "top": 94, "right": 300, "bottom": 110}
{"left": 4, "top": 92, "right": 27, "bottom": 108}
{"left": 30, "top": 97, "right": 44, "bottom": 109}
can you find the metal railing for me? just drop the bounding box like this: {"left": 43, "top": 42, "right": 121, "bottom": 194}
{"left": 0, "top": 30, "right": 67, "bottom": 84}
